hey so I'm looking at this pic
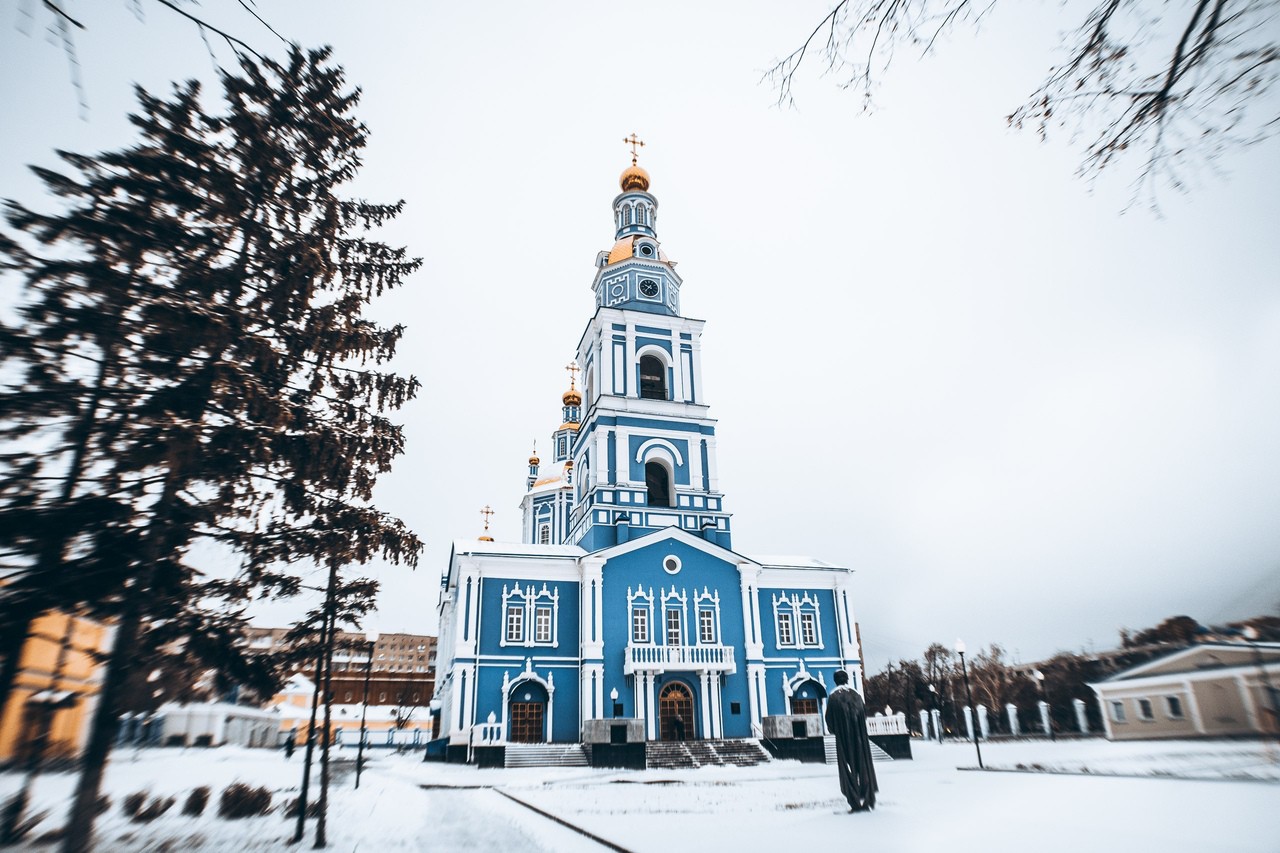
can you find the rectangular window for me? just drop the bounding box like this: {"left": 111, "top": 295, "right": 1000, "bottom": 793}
{"left": 1138, "top": 698, "right": 1154, "bottom": 720}
{"left": 666, "top": 608, "right": 682, "bottom": 646}
{"left": 698, "top": 609, "right": 715, "bottom": 644}
{"left": 534, "top": 605, "right": 552, "bottom": 643}
{"left": 632, "top": 607, "right": 649, "bottom": 643}
{"left": 505, "top": 606, "right": 524, "bottom": 643}
{"left": 777, "top": 613, "right": 794, "bottom": 646}
{"left": 800, "top": 612, "right": 817, "bottom": 646}
{"left": 1166, "top": 696, "right": 1184, "bottom": 719}
{"left": 1110, "top": 700, "right": 1126, "bottom": 722}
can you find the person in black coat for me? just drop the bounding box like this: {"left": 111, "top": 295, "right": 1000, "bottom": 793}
{"left": 824, "top": 670, "right": 877, "bottom": 812}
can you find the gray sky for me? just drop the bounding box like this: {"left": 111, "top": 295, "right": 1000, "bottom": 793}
{"left": 3, "top": 1, "right": 1279, "bottom": 671}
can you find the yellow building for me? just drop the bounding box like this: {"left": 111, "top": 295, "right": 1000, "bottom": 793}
{"left": 0, "top": 611, "right": 114, "bottom": 763}
{"left": 1089, "top": 642, "right": 1280, "bottom": 741}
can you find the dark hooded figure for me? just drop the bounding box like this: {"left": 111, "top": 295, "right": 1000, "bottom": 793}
{"left": 824, "top": 670, "right": 877, "bottom": 812}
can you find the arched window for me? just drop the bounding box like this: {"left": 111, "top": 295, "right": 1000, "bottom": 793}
{"left": 539, "top": 524, "right": 551, "bottom": 545}
{"left": 639, "top": 354, "right": 667, "bottom": 400}
{"left": 646, "top": 460, "right": 672, "bottom": 507}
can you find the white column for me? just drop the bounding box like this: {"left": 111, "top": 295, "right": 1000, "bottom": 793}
{"left": 747, "top": 664, "right": 762, "bottom": 728}
{"left": 1237, "top": 674, "right": 1261, "bottom": 731}
{"left": 699, "top": 671, "right": 712, "bottom": 737}
{"left": 1005, "top": 703, "right": 1019, "bottom": 736}
{"left": 546, "top": 674, "right": 555, "bottom": 743}
{"left": 713, "top": 675, "right": 724, "bottom": 738}
{"left": 704, "top": 435, "right": 720, "bottom": 492}
{"left": 1183, "top": 679, "right": 1207, "bottom": 734}
{"left": 1038, "top": 700, "right": 1051, "bottom": 736}
{"left": 919, "top": 710, "right": 931, "bottom": 740}
{"left": 1072, "top": 698, "right": 1089, "bottom": 734}
{"left": 977, "top": 704, "right": 990, "bottom": 739}
{"left": 646, "top": 674, "right": 658, "bottom": 740}
{"left": 930, "top": 708, "right": 942, "bottom": 741}
{"left": 963, "top": 706, "right": 974, "bottom": 740}
{"left": 757, "top": 668, "right": 770, "bottom": 718}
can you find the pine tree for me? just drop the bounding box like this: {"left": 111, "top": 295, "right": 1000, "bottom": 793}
{"left": 0, "top": 46, "right": 422, "bottom": 852}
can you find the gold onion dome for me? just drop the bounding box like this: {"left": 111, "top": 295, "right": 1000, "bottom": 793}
{"left": 529, "top": 453, "right": 540, "bottom": 465}
{"left": 620, "top": 162, "right": 650, "bottom": 192}
{"left": 562, "top": 386, "right": 582, "bottom": 407}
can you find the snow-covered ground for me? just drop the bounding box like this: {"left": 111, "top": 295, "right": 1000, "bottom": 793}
{"left": 3, "top": 738, "right": 1277, "bottom": 851}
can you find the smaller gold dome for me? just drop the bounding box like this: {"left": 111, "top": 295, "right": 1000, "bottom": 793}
{"left": 529, "top": 453, "right": 540, "bottom": 465}
{"left": 620, "top": 162, "right": 650, "bottom": 192}
{"left": 562, "top": 387, "right": 582, "bottom": 407}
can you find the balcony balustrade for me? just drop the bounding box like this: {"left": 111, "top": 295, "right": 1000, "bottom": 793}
{"left": 624, "top": 643, "right": 735, "bottom": 674}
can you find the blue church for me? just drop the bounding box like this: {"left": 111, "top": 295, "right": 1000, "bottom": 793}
{"left": 432, "top": 147, "right": 866, "bottom": 760}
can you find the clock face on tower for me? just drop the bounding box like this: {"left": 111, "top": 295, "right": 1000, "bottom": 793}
{"left": 639, "top": 279, "right": 660, "bottom": 298}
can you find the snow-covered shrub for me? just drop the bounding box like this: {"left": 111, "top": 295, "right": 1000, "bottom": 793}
{"left": 283, "top": 797, "right": 320, "bottom": 819}
{"left": 183, "top": 786, "right": 211, "bottom": 816}
{"left": 132, "top": 796, "right": 175, "bottom": 823}
{"left": 218, "top": 783, "right": 272, "bottom": 818}
{"left": 122, "top": 791, "right": 148, "bottom": 818}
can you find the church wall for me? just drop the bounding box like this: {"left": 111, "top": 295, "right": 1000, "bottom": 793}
{"left": 474, "top": 661, "right": 582, "bottom": 743}
{"left": 477, "top": 577, "right": 581, "bottom": 658}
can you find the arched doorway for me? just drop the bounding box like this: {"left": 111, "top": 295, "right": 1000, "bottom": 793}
{"left": 659, "top": 681, "right": 695, "bottom": 741}
{"left": 791, "top": 679, "right": 827, "bottom": 717}
{"left": 508, "top": 681, "right": 548, "bottom": 743}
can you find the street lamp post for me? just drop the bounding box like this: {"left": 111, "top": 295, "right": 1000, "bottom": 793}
{"left": 929, "top": 683, "right": 943, "bottom": 743}
{"left": 610, "top": 687, "right": 619, "bottom": 717}
{"left": 355, "top": 630, "right": 379, "bottom": 789}
{"left": 956, "top": 639, "right": 983, "bottom": 769}
{"left": 1033, "top": 669, "right": 1056, "bottom": 742}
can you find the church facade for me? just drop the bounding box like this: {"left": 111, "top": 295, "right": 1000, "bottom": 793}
{"left": 432, "top": 151, "right": 865, "bottom": 749}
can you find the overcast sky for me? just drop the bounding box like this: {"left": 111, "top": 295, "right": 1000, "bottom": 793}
{"left": 3, "top": 1, "right": 1278, "bottom": 670}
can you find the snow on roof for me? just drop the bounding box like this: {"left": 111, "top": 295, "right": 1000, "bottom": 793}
{"left": 452, "top": 539, "right": 585, "bottom": 558}
{"left": 750, "top": 554, "right": 844, "bottom": 570}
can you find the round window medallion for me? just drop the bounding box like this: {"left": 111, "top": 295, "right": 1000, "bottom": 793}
{"left": 523, "top": 692, "right": 532, "bottom": 701}
{"left": 662, "top": 555, "right": 681, "bottom": 574}
{"left": 640, "top": 244, "right": 654, "bottom": 256}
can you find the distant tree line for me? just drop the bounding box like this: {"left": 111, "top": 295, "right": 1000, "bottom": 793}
{"left": 864, "top": 614, "right": 1280, "bottom": 737}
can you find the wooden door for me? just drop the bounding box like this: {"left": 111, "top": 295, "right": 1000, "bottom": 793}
{"left": 659, "top": 682, "right": 695, "bottom": 741}
{"left": 509, "top": 701, "right": 544, "bottom": 743}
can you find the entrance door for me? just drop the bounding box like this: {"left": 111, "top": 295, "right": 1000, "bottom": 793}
{"left": 659, "top": 682, "right": 695, "bottom": 741}
{"left": 509, "top": 702, "right": 545, "bottom": 743}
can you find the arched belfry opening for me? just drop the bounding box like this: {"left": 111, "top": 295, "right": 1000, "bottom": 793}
{"left": 639, "top": 354, "right": 667, "bottom": 400}
{"left": 645, "top": 460, "right": 672, "bottom": 508}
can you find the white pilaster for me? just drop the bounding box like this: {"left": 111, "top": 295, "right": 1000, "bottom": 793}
{"left": 699, "top": 671, "right": 712, "bottom": 736}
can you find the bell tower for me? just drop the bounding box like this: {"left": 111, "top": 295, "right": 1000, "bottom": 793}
{"left": 570, "top": 140, "right": 731, "bottom": 550}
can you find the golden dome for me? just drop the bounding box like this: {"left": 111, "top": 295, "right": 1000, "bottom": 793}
{"left": 620, "top": 162, "right": 650, "bottom": 192}
{"left": 562, "top": 387, "right": 582, "bottom": 407}
{"left": 529, "top": 453, "right": 540, "bottom": 465}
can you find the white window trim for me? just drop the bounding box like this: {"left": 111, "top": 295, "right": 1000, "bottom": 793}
{"left": 1137, "top": 698, "right": 1155, "bottom": 721}
{"left": 771, "top": 592, "right": 824, "bottom": 650}
{"left": 1165, "top": 695, "right": 1185, "bottom": 719}
{"left": 627, "top": 585, "right": 655, "bottom": 645}
{"left": 500, "top": 583, "right": 560, "bottom": 648}
{"left": 693, "top": 587, "right": 721, "bottom": 645}
{"left": 660, "top": 585, "right": 688, "bottom": 646}
{"left": 1110, "top": 700, "right": 1127, "bottom": 723}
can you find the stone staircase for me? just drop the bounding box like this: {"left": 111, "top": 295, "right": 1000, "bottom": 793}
{"left": 645, "top": 738, "right": 772, "bottom": 769}
{"left": 824, "top": 735, "right": 893, "bottom": 763}
{"left": 504, "top": 743, "right": 590, "bottom": 768}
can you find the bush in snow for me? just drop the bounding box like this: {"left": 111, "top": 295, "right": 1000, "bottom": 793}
{"left": 218, "top": 783, "right": 272, "bottom": 819}
{"left": 132, "top": 796, "right": 175, "bottom": 823}
{"left": 283, "top": 797, "right": 320, "bottom": 819}
{"left": 122, "top": 791, "right": 148, "bottom": 818}
{"left": 183, "top": 786, "right": 211, "bottom": 816}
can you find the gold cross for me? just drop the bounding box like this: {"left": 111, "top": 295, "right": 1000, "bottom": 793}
{"left": 565, "top": 360, "right": 581, "bottom": 389}
{"left": 623, "top": 132, "right": 645, "bottom": 163}
{"left": 480, "top": 505, "right": 494, "bottom": 532}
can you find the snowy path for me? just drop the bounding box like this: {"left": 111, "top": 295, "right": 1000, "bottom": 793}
{"left": 2, "top": 739, "right": 1276, "bottom": 850}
